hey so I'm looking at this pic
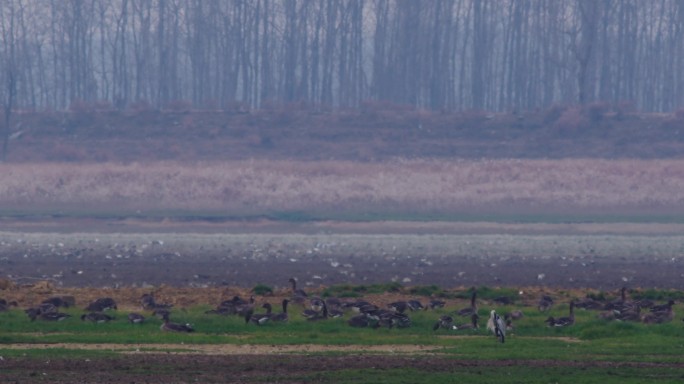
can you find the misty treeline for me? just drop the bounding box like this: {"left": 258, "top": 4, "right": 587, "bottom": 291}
{"left": 0, "top": 0, "right": 683, "bottom": 114}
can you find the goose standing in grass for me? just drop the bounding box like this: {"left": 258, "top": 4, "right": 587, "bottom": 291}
{"left": 81, "top": 312, "right": 114, "bottom": 323}
{"left": 141, "top": 293, "right": 173, "bottom": 310}
{"left": 42, "top": 296, "right": 71, "bottom": 309}
{"left": 160, "top": 314, "right": 194, "bottom": 332}
{"left": 613, "top": 304, "right": 641, "bottom": 322}
{"left": 348, "top": 313, "right": 374, "bottom": 328}
{"left": 152, "top": 308, "right": 171, "bottom": 319}
{"left": 289, "top": 277, "right": 308, "bottom": 305}
{"left": 433, "top": 314, "right": 454, "bottom": 331}
{"left": 642, "top": 300, "right": 675, "bottom": 324}
{"left": 545, "top": 301, "right": 575, "bottom": 327}
{"left": 388, "top": 301, "right": 409, "bottom": 313}
{"left": 428, "top": 300, "right": 446, "bottom": 310}
{"left": 270, "top": 299, "right": 289, "bottom": 323}
{"left": 487, "top": 310, "right": 505, "bottom": 343}
{"left": 306, "top": 300, "right": 329, "bottom": 322}
{"left": 537, "top": 295, "right": 554, "bottom": 312}
{"left": 604, "top": 287, "right": 633, "bottom": 312}
{"left": 27, "top": 309, "right": 71, "bottom": 322}
{"left": 407, "top": 300, "right": 425, "bottom": 311}
{"left": 128, "top": 312, "right": 146, "bottom": 324}
{"left": 85, "top": 297, "right": 117, "bottom": 312}
{"left": 457, "top": 290, "right": 477, "bottom": 317}
{"left": 649, "top": 300, "right": 675, "bottom": 314}
{"left": 247, "top": 303, "right": 273, "bottom": 325}
{"left": 455, "top": 313, "right": 480, "bottom": 330}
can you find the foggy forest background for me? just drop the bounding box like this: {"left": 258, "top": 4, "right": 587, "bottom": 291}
{"left": 0, "top": 0, "right": 683, "bottom": 114}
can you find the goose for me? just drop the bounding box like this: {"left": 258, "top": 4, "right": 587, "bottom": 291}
{"left": 649, "top": 300, "right": 675, "bottom": 314}
{"left": 0, "top": 300, "right": 17, "bottom": 312}
{"left": 348, "top": 313, "right": 374, "bottom": 328}
{"left": 604, "top": 287, "right": 634, "bottom": 312}
{"left": 493, "top": 296, "right": 513, "bottom": 305}
{"left": 455, "top": 313, "right": 480, "bottom": 330}
{"left": 642, "top": 308, "right": 674, "bottom": 324}
{"left": 160, "top": 314, "right": 194, "bottom": 332}
{"left": 42, "top": 296, "right": 71, "bottom": 308}
{"left": 546, "top": 301, "right": 575, "bottom": 327}
{"left": 81, "top": 312, "right": 114, "bottom": 323}
{"left": 347, "top": 300, "right": 373, "bottom": 313}
{"left": 128, "top": 312, "right": 146, "bottom": 324}
{"left": 428, "top": 300, "right": 446, "bottom": 310}
{"left": 247, "top": 303, "right": 273, "bottom": 325}
{"left": 309, "top": 297, "right": 326, "bottom": 313}
{"left": 141, "top": 293, "right": 173, "bottom": 310}
{"left": 235, "top": 296, "right": 256, "bottom": 317}
{"left": 574, "top": 297, "right": 604, "bottom": 310}
{"left": 487, "top": 310, "right": 505, "bottom": 343}
{"left": 506, "top": 310, "right": 524, "bottom": 320}
{"left": 433, "top": 314, "right": 454, "bottom": 330}
{"left": 289, "top": 277, "right": 308, "bottom": 303}
{"left": 383, "top": 312, "right": 411, "bottom": 328}
{"left": 152, "top": 308, "right": 172, "bottom": 319}
{"left": 37, "top": 302, "right": 58, "bottom": 314}
{"left": 270, "top": 299, "right": 289, "bottom": 322}
{"left": 407, "top": 299, "right": 425, "bottom": 311}
{"left": 388, "top": 301, "right": 409, "bottom": 313}
{"left": 28, "top": 310, "right": 71, "bottom": 322}
{"left": 327, "top": 306, "right": 345, "bottom": 318}
{"left": 613, "top": 303, "right": 641, "bottom": 322}
{"left": 306, "top": 301, "right": 328, "bottom": 322}
{"left": 457, "top": 290, "right": 477, "bottom": 317}
{"left": 537, "top": 295, "right": 554, "bottom": 312}
{"left": 85, "top": 297, "right": 117, "bottom": 312}
{"left": 325, "top": 297, "right": 342, "bottom": 309}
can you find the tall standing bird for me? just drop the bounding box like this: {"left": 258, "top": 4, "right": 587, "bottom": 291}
{"left": 457, "top": 290, "right": 478, "bottom": 317}
{"left": 487, "top": 310, "right": 506, "bottom": 343}
{"left": 289, "top": 277, "right": 308, "bottom": 297}
{"left": 545, "top": 301, "right": 576, "bottom": 327}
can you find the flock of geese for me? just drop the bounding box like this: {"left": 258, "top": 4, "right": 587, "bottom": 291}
{"left": 1, "top": 281, "right": 679, "bottom": 343}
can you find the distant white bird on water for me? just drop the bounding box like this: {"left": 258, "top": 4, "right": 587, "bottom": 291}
{"left": 487, "top": 310, "right": 506, "bottom": 343}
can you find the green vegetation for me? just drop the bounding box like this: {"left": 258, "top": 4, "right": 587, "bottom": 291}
{"left": 2, "top": 293, "right": 684, "bottom": 383}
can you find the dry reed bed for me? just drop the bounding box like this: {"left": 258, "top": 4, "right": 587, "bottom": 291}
{"left": 2, "top": 159, "right": 684, "bottom": 213}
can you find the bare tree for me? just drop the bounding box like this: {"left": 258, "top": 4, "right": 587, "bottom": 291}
{"left": 0, "top": 0, "right": 18, "bottom": 161}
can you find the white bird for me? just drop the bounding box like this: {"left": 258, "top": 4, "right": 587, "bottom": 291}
{"left": 487, "top": 310, "right": 506, "bottom": 343}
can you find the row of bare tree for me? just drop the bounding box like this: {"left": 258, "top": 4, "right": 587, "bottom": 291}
{"left": 0, "top": 0, "right": 683, "bottom": 114}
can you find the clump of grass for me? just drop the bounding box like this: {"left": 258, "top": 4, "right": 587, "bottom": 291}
{"left": 251, "top": 283, "right": 274, "bottom": 296}
{"left": 630, "top": 288, "right": 684, "bottom": 301}
{"left": 322, "top": 282, "right": 404, "bottom": 298}
{"left": 453, "top": 286, "right": 518, "bottom": 303}
{"left": 408, "top": 285, "right": 448, "bottom": 297}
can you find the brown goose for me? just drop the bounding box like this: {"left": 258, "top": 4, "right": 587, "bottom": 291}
{"left": 28, "top": 310, "right": 71, "bottom": 322}
{"left": 537, "top": 295, "right": 554, "bottom": 312}
{"left": 128, "top": 312, "right": 146, "bottom": 324}
{"left": 289, "top": 277, "right": 308, "bottom": 304}
{"left": 545, "top": 301, "right": 575, "bottom": 327}
{"left": 455, "top": 313, "right": 480, "bottom": 330}
{"left": 433, "top": 314, "right": 454, "bottom": 331}
{"left": 247, "top": 303, "right": 273, "bottom": 325}
{"left": 85, "top": 297, "right": 117, "bottom": 312}
{"left": 457, "top": 290, "right": 477, "bottom": 317}
{"left": 270, "top": 299, "right": 289, "bottom": 323}
{"left": 81, "top": 312, "right": 114, "bottom": 323}
{"left": 141, "top": 293, "right": 173, "bottom": 310}
{"left": 160, "top": 314, "right": 194, "bottom": 332}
